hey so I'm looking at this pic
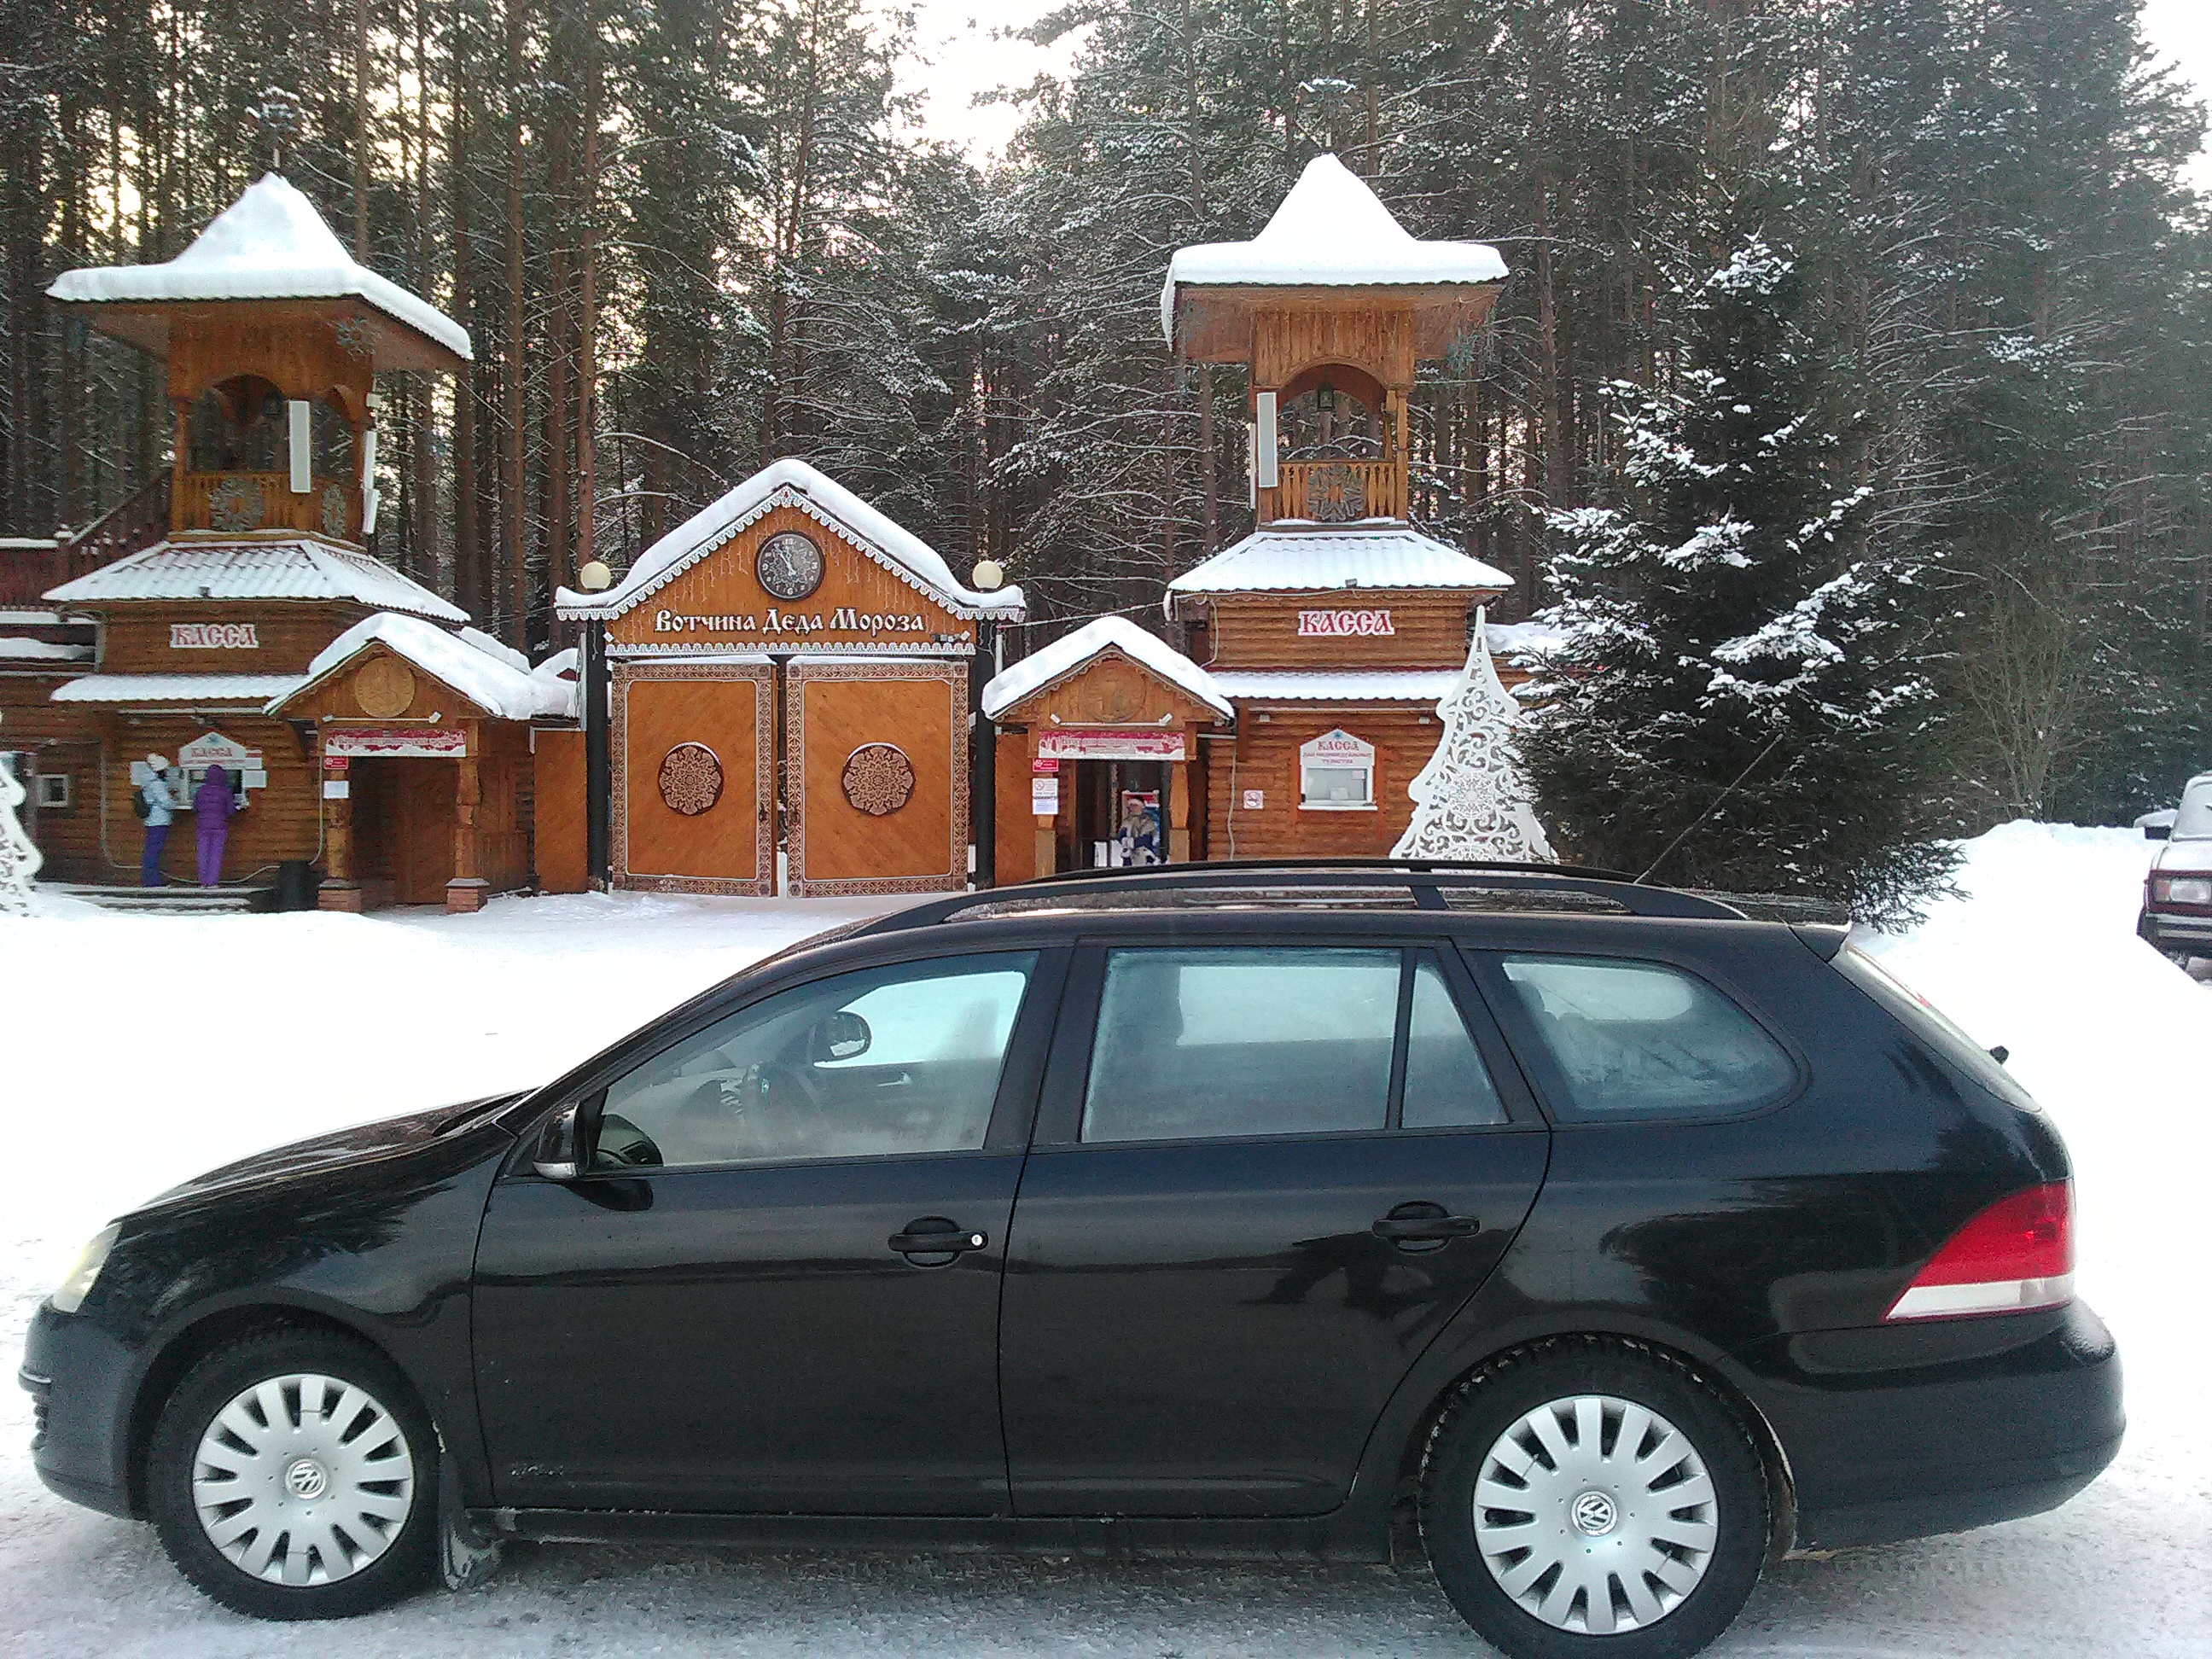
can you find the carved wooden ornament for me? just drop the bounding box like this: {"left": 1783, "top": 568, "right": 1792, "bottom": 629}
{"left": 352, "top": 657, "right": 417, "bottom": 718}
{"left": 659, "top": 742, "right": 725, "bottom": 816}
{"left": 1304, "top": 463, "right": 1367, "bottom": 522}
{"left": 841, "top": 742, "right": 915, "bottom": 816}
{"left": 207, "top": 474, "right": 266, "bottom": 533}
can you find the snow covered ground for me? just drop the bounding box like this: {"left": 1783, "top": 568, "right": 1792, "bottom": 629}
{"left": 1, "top": 827, "right": 2206, "bottom": 1656}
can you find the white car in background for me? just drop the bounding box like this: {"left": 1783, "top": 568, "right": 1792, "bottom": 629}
{"left": 2138, "top": 771, "right": 2212, "bottom": 965}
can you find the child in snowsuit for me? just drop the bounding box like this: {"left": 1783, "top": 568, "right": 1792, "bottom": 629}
{"left": 192, "top": 763, "right": 236, "bottom": 887}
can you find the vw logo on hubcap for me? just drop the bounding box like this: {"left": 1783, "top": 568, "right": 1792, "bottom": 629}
{"left": 1570, "top": 1489, "right": 1619, "bottom": 1536}
{"left": 284, "top": 1458, "right": 329, "bottom": 1501}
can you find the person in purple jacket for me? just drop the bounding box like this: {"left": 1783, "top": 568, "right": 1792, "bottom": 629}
{"left": 192, "top": 764, "right": 236, "bottom": 887}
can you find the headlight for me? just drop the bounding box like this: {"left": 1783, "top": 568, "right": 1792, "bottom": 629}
{"left": 51, "top": 1223, "right": 119, "bottom": 1314}
{"left": 2157, "top": 876, "right": 2212, "bottom": 905}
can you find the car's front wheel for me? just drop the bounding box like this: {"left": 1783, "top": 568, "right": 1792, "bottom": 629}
{"left": 1420, "top": 1339, "right": 1773, "bottom": 1659}
{"left": 148, "top": 1329, "right": 439, "bottom": 1619}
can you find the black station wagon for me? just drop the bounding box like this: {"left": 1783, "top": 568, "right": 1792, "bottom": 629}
{"left": 21, "top": 861, "right": 2121, "bottom": 1659}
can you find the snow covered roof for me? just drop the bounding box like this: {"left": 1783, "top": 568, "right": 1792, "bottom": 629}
{"left": 1166, "top": 523, "right": 1512, "bottom": 611}
{"left": 276, "top": 613, "right": 572, "bottom": 721}
{"left": 556, "top": 458, "right": 1026, "bottom": 624}
{"left": 44, "top": 538, "right": 468, "bottom": 623}
{"left": 53, "top": 673, "right": 306, "bottom": 706}
{"left": 1162, "top": 154, "right": 1508, "bottom": 342}
{"left": 982, "top": 615, "right": 1232, "bottom": 721}
{"left": 0, "top": 637, "right": 93, "bottom": 663}
{"left": 1208, "top": 668, "right": 1463, "bottom": 704}
{"left": 48, "top": 174, "right": 471, "bottom": 364}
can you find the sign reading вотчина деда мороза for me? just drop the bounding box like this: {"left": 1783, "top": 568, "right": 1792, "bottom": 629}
{"left": 650, "top": 607, "right": 929, "bottom": 638}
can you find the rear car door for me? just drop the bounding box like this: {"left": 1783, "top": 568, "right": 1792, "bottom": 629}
{"left": 998, "top": 930, "right": 1550, "bottom": 1516}
{"left": 472, "top": 946, "right": 1063, "bottom": 1515}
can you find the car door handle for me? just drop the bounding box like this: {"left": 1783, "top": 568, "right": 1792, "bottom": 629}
{"left": 888, "top": 1219, "right": 989, "bottom": 1256}
{"left": 1371, "top": 1205, "right": 1480, "bottom": 1243}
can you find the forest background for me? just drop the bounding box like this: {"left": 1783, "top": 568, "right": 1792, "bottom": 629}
{"left": 3, "top": 0, "right": 2207, "bottom": 835}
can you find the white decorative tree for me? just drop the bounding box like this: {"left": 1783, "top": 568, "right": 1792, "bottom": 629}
{"left": 1394, "top": 609, "right": 1556, "bottom": 862}
{"left": 0, "top": 753, "right": 42, "bottom": 916}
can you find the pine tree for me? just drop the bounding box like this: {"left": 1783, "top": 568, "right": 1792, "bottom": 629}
{"left": 1519, "top": 228, "right": 1955, "bottom": 921}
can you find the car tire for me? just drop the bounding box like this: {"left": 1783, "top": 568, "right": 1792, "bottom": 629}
{"left": 147, "top": 1328, "right": 439, "bottom": 1620}
{"left": 1419, "top": 1338, "right": 1773, "bottom": 1659}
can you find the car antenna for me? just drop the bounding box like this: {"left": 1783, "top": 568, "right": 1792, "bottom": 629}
{"left": 1635, "top": 731, "right": 1786, "bottom": 885}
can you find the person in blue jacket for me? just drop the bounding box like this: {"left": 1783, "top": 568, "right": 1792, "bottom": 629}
{"left": 139, "top": 754, "right": 175, "bottom": 887}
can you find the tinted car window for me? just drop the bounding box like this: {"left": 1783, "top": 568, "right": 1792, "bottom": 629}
{"left": 1402, "top": 956, "right": 1509, "bottom": 1129}
{"left": 597, "top": 952, "right": 1036, "bottom": 1169}
{"left": 1835, "top": 946, "right": 2040, "bottom": 1113}
{"left": 1082, "top": 947, "right": 1399, "bottom": 1143}
{"left": 1499, "top": 955, "right": 1794, "bottom": 1118}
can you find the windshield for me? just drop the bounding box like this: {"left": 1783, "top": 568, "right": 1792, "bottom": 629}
{"left": 2174, "top": 777, "right": 2212, "bottom": 840}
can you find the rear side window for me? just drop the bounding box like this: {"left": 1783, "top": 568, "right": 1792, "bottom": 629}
{"left": 1834, "top": 946, "right": 2040, "bottom": 1113}
{"left": 1079, "top": 947, "right": 1512, "bottom": 1144}
{"left": 1498, "top": 955, "right": 1796, "bottom": 1119}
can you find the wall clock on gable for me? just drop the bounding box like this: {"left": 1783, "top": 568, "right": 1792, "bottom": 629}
{"left": 755, "top": 530, "right": 824, "bottom": 602}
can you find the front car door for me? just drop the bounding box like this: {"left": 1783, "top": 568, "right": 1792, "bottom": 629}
{"left": 472, "top": 946, "right": 1064, "bottom": 1514}
{"left": 998, "top": 926, "right": 1550, "bottom": 1516}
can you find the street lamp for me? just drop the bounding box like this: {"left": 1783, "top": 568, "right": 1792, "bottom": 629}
{"left": 578, "top": 559, "right": 614, "bottom": 891}
{"left": 969, "top": 560, "right": 1004, "bottom": 889}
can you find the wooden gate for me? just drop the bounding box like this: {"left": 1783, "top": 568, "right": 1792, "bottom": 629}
{"left": 614, "top": 660, "right": 775, "bottom": 894}
{"left": 783, "top": 659, "right": 967, "bottom": 898}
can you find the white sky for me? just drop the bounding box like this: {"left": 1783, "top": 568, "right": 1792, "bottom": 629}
{"left": 893, "top": 0, "right": 1080, "bottom": 165}
{"left": 898, "top": 0, "right": 2212, "bottom": 187}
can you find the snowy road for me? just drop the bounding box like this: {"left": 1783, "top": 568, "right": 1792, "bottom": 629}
{"left": 3, "top": 828, "right": 2209, "bottom": 1656}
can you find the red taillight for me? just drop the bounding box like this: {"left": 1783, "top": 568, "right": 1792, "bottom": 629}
{"left": 1885, "top": 1181, "right": 2075, "bottom": 1321}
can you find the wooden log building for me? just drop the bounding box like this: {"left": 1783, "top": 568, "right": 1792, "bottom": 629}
{"left": 982, "top": 154, "right": 1522, "bottom": 878}
{"left": 0, "top": 173, "right": 571, "bottom": 912}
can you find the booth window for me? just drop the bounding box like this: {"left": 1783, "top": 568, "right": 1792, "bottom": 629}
{"left": 37, "top": 774, "right": 69, "bottom": 810}
{"left": 1301, "top": 754, "right": 1373, "bottom": 809}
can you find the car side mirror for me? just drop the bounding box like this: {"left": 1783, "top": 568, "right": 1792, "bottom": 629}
{"left": 533, "top": 1102, "right": 584, "bottom": 1180}
{"left": 818, "top": 1010, "right": 871, "bottom": 1063}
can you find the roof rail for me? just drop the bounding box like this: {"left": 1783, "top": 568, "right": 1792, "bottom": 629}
{"left": 862, "top": 859, "right": 1751, "bottom": 934}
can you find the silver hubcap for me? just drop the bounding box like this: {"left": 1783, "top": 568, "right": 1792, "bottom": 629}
{"left": 1472, "top": 1393, "right": 1719, "bottom": 1635}
{"left": 190, "top": 1372, "right": 416, "bottom": 1586}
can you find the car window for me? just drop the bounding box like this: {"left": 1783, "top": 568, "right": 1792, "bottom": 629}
{"left": 1402, "top": 956, "right": 1510, "bottom": 1129}
{"left": 1499, "top": 955, "right": 1794, "bottom": 1118}
{"left": 2176, "top": 778, "right": 2212, "bottom": 840}
{"left": 1082, "top": 948, "right": 1399, "bottom": 1143}
{"left": 594, "top": 952, "right": 1037, "bottom": 1171}
{"left": 1834, "top": 946, "right": 2040, "bottom": 1113}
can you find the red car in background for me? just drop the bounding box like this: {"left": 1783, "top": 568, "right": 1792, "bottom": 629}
{"left": 2138, "top": 771, "right": 2212, "bottom": 965}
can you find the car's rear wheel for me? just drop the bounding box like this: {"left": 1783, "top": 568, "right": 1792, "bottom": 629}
{"left": 1420, "top": 1339, "right": 1772, "bottom": 1659}
{"left": 148, "top": 1329, "right": 439, "bottom": 1619}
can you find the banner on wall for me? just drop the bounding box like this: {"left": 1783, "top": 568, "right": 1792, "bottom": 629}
{"left": 1036, "top": 730, "right": 1187, "bottom": 763}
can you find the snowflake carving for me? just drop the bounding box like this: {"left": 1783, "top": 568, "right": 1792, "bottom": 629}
{"left": 1393, "top": 609, "right": 1556, "bottom": 862}
{"left": 334, "top": 318, "right": 376, "bottom": 359}
{"left": 841, "top": 743, "right": 915, "bottom": 816}
{"left": 207, "top": 474, "right": 265, "bottom": 533}
{"left": 0, "top": 754, "right": 40, "bottom": 917}
{"left": 658, "top": 743, "right": 724, "bottom": 816}
{"left": 1304, "top": 462, "right": 1367, "bottom": 522}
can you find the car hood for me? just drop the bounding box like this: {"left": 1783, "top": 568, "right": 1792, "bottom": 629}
{"left": 2153, "top": 838, "right": 2212, "bottom": 875}
{"left": 141, "top": 1093, "right": 524, "bottom": 1211}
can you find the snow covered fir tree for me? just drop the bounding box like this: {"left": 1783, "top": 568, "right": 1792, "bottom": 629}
{"left": 1519, "top": 232, "right": 1956, "bottom": 920}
